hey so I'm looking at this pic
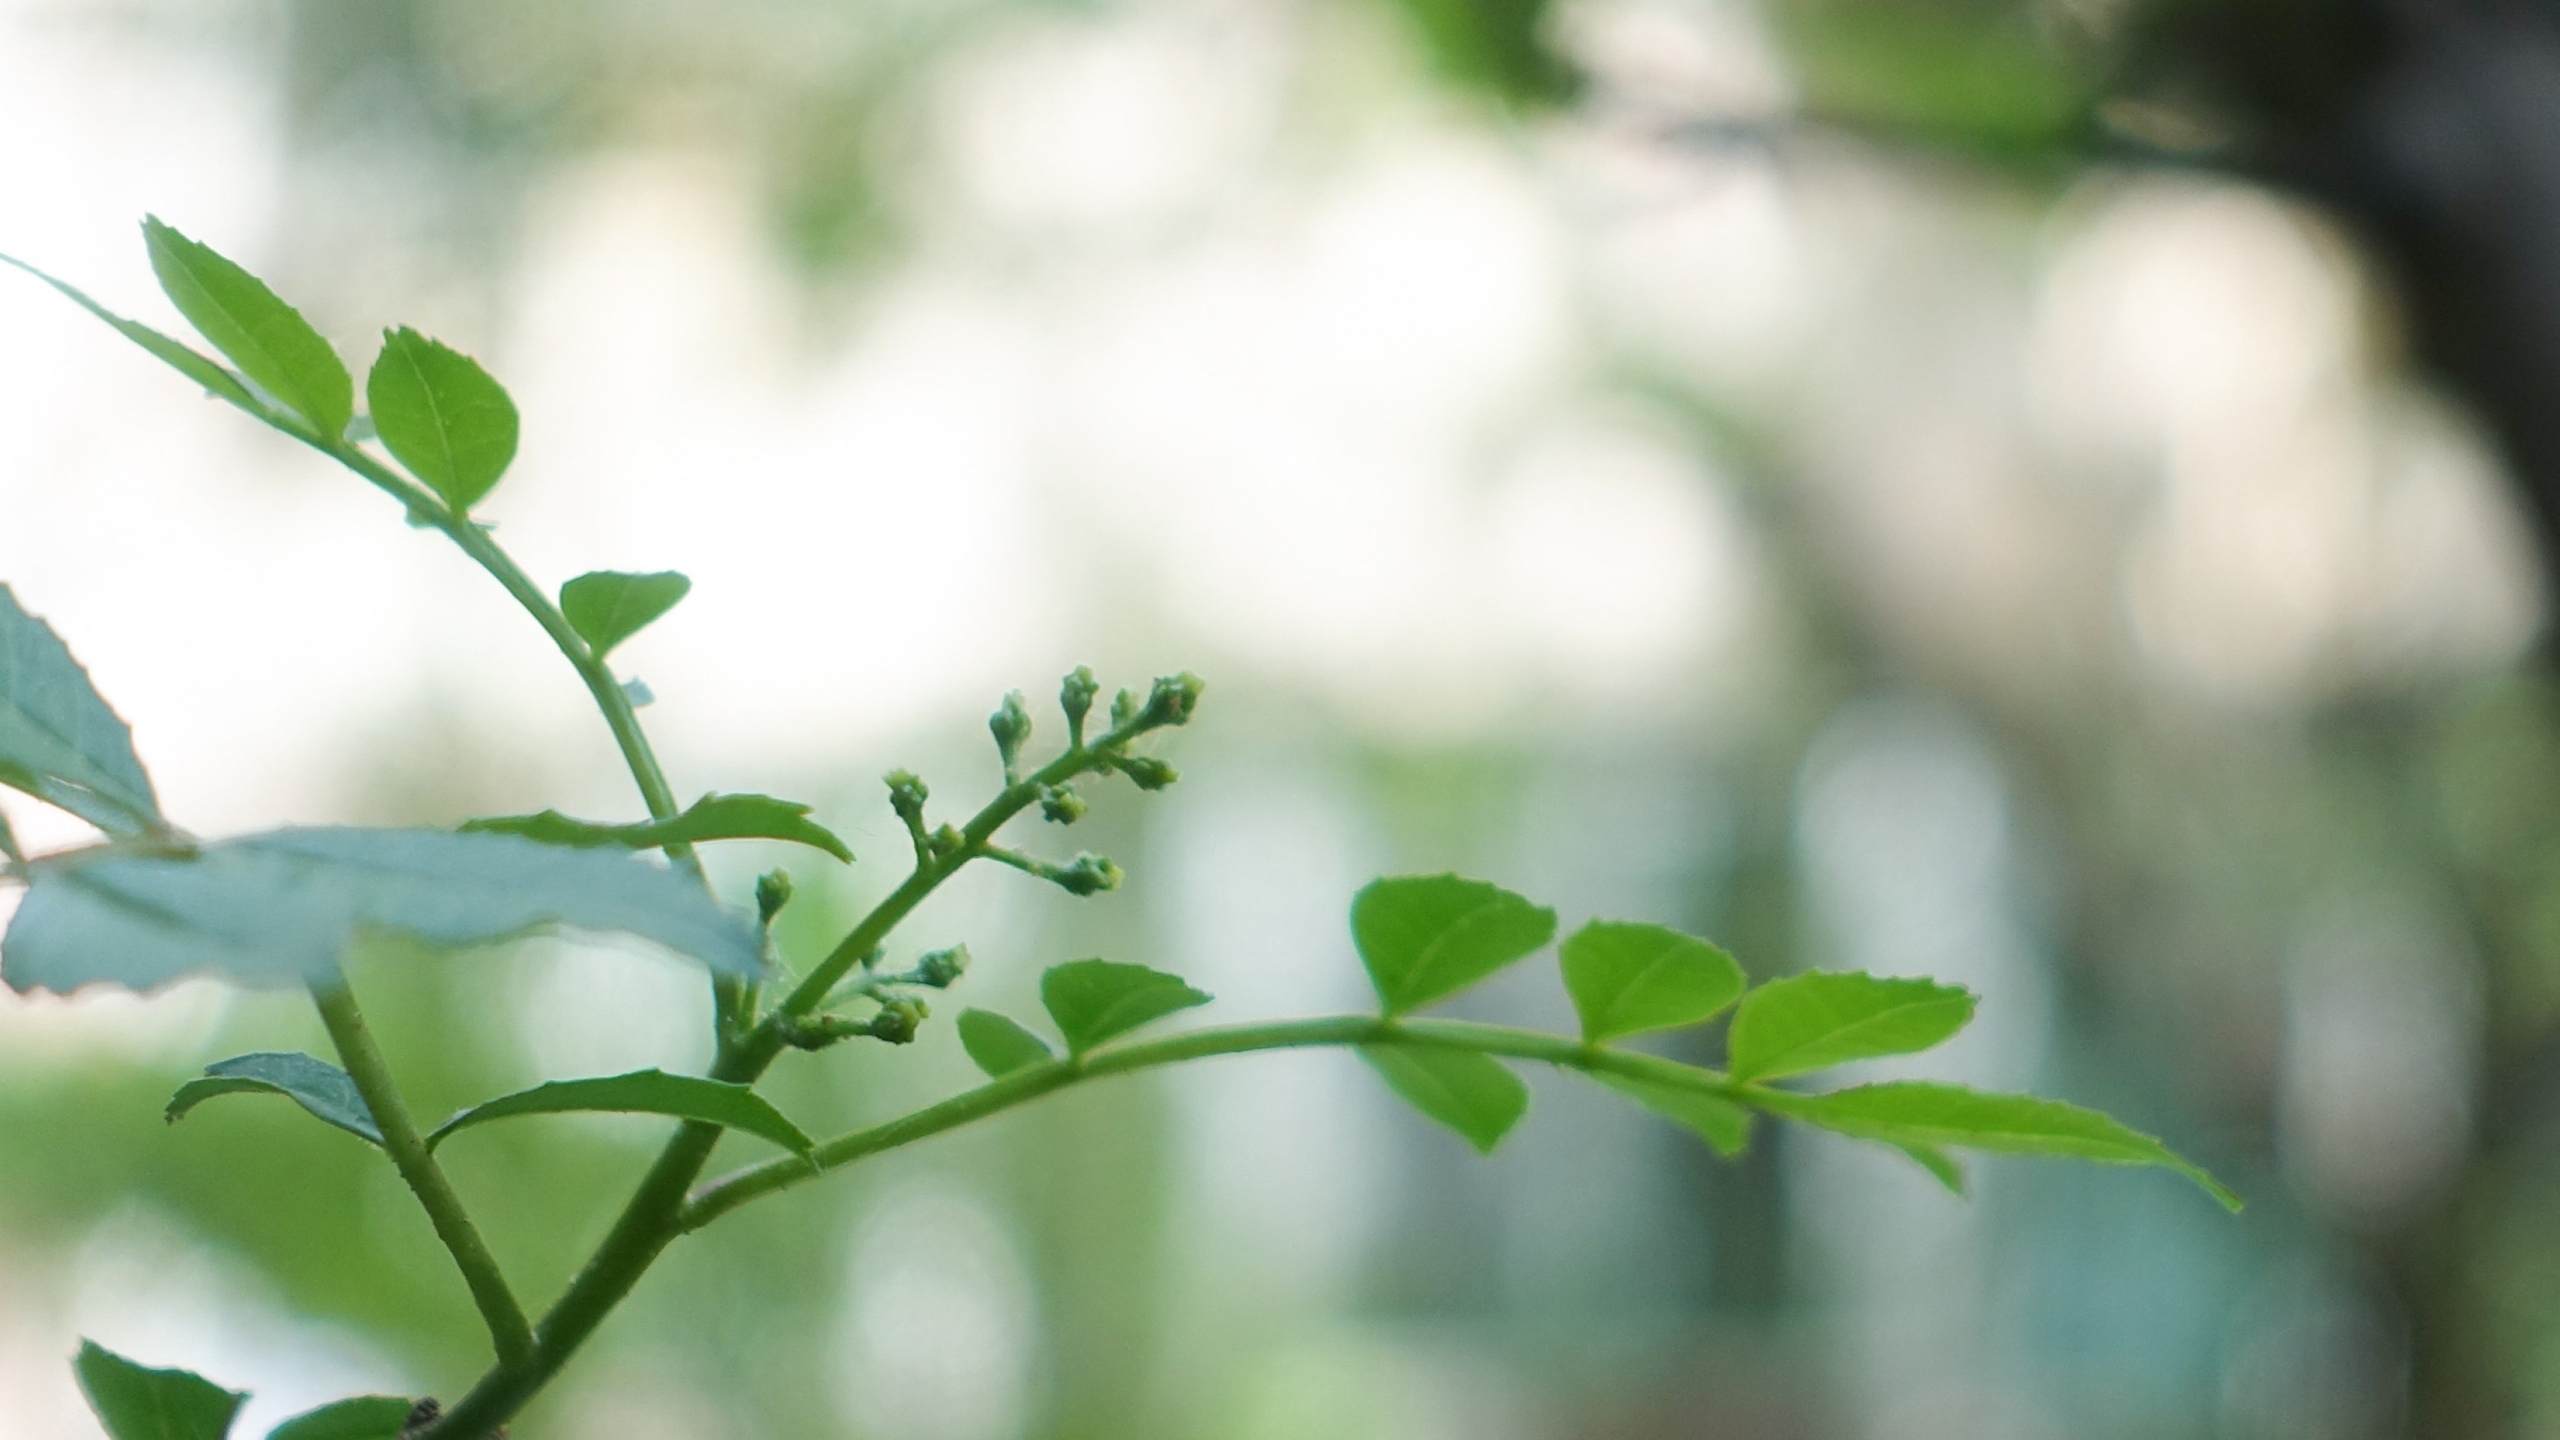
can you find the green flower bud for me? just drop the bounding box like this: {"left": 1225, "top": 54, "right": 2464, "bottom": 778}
{"left": 1115, "top": 756, "right": 1178, "bottom": 791}
{"left": 868, "top": 997, "right": 927, "bottom": 1044}
{"left": 913, "top": 944, "right": 969, "bottom": 988}
{"left": 1110, "top": 687, "right": 1141, "bottom": 732}
{"left": 1052, "top": 852, "right": 1123, "bottom": 897}
{"left": 1136, "top": 671, "right": 1205, "bottom": 729}
{"left": 1060, "top": 665, "right": 1099, "bottom": 743}
{"left": 755, "top": 869, "right": 794, "bottom": 926}
{"left": 989, "top": 690, "right": 1032, "bottom": 777}
{"left": 886, "top": 769, "right": 929, "bottom": 829}
{"left": 928, "top": 823, "right": 967, "bottom": 861}
{"left": 1039, "top": 783, "right": 1087, "bottom": 824}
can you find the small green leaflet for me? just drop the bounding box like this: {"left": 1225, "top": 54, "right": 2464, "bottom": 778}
{"left": 2, "top": 826, "right": 763, "bottom": 995}
{"left": 143, "top": 217, "right": 351, "bottom": 438}
{"left": 266, "top": 1396, "right": 415, "bottom": 1440}
{"left": 561, "top": 571, "right": 691, "bottom": 658}
{"left": 426, "top": 1069, "right": 814, "bottom": 1160}
{"left": 1560, "top": 921, "right": 1746, "bottom": 1043}
{"left": 958, "top": 1008, "right": 1056, "bottom": 1078}
{"left": 167, "top": 1051, "right": 383, "bottom": 1146}
{"left": 74, "top": 1341, "right": 244, "bottom": 1440}
{"left": 1361, "top": 1045, "right": 1527, "bottom": 1153}
{"left": 1590, "top": 1071, "right": 1753, "bottom": 1156}
{"left": 1352, "top": 874, "right": 1556, "bottom": 1015}
{"left": 0, "top": 252, "right": 265, "bottom": 415}
{"left": 1040, "top": 959, "right": 1211, "bottom": 1054}
{"left": 1895, "top": 1143, "right": 1967, "bottom": 1196}
{"left": 0, "top": 584, "right": 163, "bottom": 836}
{"left": 464, "top": 791, "right": 851, "bottom": 863}
{"left": 1753, "top": 1081, "right": 2240, "bottom": 1210}
{"left": 366, "top": 327, "right": 520, "bottom": 511}
{"left": 1725, "top": 972, "right": 1976, "bottom": 1081}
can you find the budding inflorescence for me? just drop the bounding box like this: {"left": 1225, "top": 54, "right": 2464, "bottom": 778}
{"left": 988, "top": 690, "right": 1032, "bottom": 783}
{"left": 1060, "top": 665, "right": 1099, "bottom": 746}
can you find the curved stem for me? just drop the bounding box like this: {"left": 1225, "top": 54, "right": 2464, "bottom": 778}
{"left": 310, "top": 978, "right": 536, "bottom": 1370}
{"left": 678, "top": 1016, "right": 1744, "bottom": 1231}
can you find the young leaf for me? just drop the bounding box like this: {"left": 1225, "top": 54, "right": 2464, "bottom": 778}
{"left": 425, "top": 1069, "right": 814, "bottom": 1160}
{"left": 1360, "top": 1045, "right": 1528, "bottom": 1153}
{"left": 1895, "top": 1142, "right": 1967, "bottom": 1196}
{"left": 366, "top": 327, "right": 520, "bottom": 511}
{"left": 560, "top": 571, "right": 691, "bottom": 658}
{"left": 0, "top": 584, "right": 163, "bottom": 836}
{"left": 1726, "top": 972, "right": 1976, "bottom": 1081}
{"left": 1560, "top": 921, "right": 1746, "bottom": 1043}
{"left": 167, "top": 1051, "right": 383, "bottom": 1146}
{"left": 1039, "top": 959, "right": 1211, "bottom": 1054}
{"left": 74, "top": 1341, "right": 245, "bottom": 1440}
{"left": 2, "top": 826, "right": 762, "bottom": 995}
{"left": 143, "top": 217, "right": 351, "bottom": 437}
{"left": 0, "top": 253, "right": 264, "bottom": 415}
{"left": 957, "top": 1008, "right": 1057, "bottom": 1078}
{"left": 1589, "top": 1071, "right": 1753, "bottom": 1156}
{"left": 1753, "top": 1081, "right": 2240, "bottom": 1210}
{"left": 464, "top": 792, "right": 851, "bottom": 863}
{"left": 267, "top": 1395, "right": 415, "bottom": 1440}
{"left": 1351, "top": 874, "right": 1556, "bottom": 1015}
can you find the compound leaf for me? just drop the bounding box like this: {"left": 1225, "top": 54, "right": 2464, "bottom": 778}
{"left": 1361, "top": 1044, "right": 1527, "bottom": 1153}
{"left": 167, "top": 1051, "right": 383, "bottom": 1146}
{"left": 1754, "top": 1081, "right": 2239, "bottom": 1210}
{"left": 426, "top": 1069, "right": 813, "bottom": 1159}
{"left": 561, "top": 571, "right": 691, "bottom": 658}
{"left": 1590, "top": 1071, "right": 1753, "bottom": 1156}
{"left": 0, "top": 585, "right": 162, "bottom": 836}
{"left": 464, "top": 792, "right": 851, "bottom": 863}
{"left": 957, "top": 1008, "right": 1056, "bottom": 1078}
{"left": 1039, "top": 959, "right": 1210, "bottom": 1054}
{"left": 74, "top": 1340, "right": 244, "bottom": 1440}
{"left": 1726, "top": 972, "right": 1975, "bottom": 1081}
{"left": 143, "top": 217, "right": 350, "bottom": 438}
{"left": 366, "top": 327, "right": 519, "bottom": 511}
{"left": 0, "top": 253, "right": 264, "bottom": 415}
{"left": 266, "top": 1396, "right": 414, "bottom": 1440}
{"left": 1561, "top": 921, "right": 1745, "bottom": 1043}
{"left": 1352, "top": 874, "right": 1555, "bottom": 1015}
{"left": 3, "top": 826, "right": 762, "bottom": 995}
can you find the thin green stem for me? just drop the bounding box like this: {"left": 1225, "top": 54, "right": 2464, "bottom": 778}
{"left": 310, "top": 978, "right": 536, "bottom": 1371}
{"left": 677, "top": 1015, "right": 1745, "bottom": 1231}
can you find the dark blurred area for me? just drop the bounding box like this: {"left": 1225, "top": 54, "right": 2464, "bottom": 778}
{"left": 8, "top": 1, "right": 2560, "bottom": 1438}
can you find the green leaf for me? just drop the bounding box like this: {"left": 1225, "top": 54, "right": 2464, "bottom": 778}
{"left": 1754, "top": 1081, "right": 2240, "bottom": 1210}
{"left": 957, "top": 1008, "right": 1056, "bottom": 1078}
{"left": 1590, "top": 1071, "right": 1753, "bottom": 1156}
{"left": 1360, "top": 1044, "right": 1528, "bottom": 1153}
{"left": 0, "top": 584, "right": 163, "bottom": 836}
{"left": 166, "top": 1051, "right": 383, "bottom": 1146}
{"left": 1895, "top": 1142, "right": 1967, "bottom": 1196}
{"left": 365, "top": 327, "right": 520, "bottom": 511}
{"left": 1351, "top": 874, "right": 1556, "bottom": 1015}
{"left": 1039, "top": 959, "right": 1211, "bottom": 1054}
{"left": 464, "top": 791, "right": 851, "bottom": 863}
{"left": 0, "top": 253, "right": 265, "bottom": 416}
{"left": 142, "top": 217, "right": 350, "bottom": 437}
{"left": 560, "top": 571, "right": 691, "bottom": 658}
{"left": 1726, "top": 972, "right": 1976, "bottom": 1081}
{"left": 266, "top": 1396, "right": 414, "bottom": 1440}
{"left": 2, "top": 826, "right": 762, "bottom": 995}
{"left": 425, "top": 1069, "right": 813, "bottom": 1159}
{"left": 74, "top": 1340, "right": 244, "bottom": 1440}
{"left": 1560, "top": 921, "right": 1746, "bottom": 1043}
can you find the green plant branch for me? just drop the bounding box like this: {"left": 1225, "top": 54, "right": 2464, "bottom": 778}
{"left": 771, "top": 724, "right": 1166, "bottom": 1026}
{"left": 678, "top": 1016, "right": 1747, "bottom": 1231}
{"left": 309, "top": 977, "right": 537, "bottom": 1371}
